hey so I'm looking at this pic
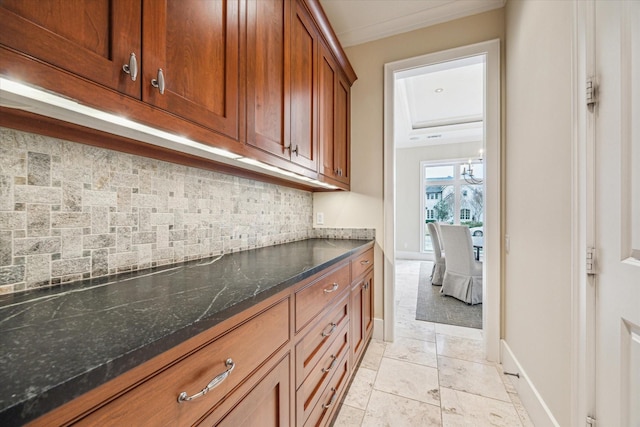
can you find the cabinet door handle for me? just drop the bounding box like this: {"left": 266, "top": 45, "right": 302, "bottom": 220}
{"left": 177, "top": 358, "right": 235, "bottom": 403}
{"left": 362, "top": 280, "right": 369, "bottom": 290}
{"left": 321, "top": 322, "right": 337, "bottom": 337}
{"left": 322, "top": 387, "right": 338, "bottom": 409}
{"left": 323, "top": 283, "right": 339, "bottom": 294}
{"left": 122, "top": 52, "right": 138, "bottom": 81}
{"left": 321, "top": 354, "right": 338, "bottom": 373}
{"left": 151, "top": 68, "right": 165, "bottom": 94}
{"left": 360, "top": 260, "right": 371, "bottom": 265}
{"left": 292, "top": 145, "right": 299, "bottom": 156}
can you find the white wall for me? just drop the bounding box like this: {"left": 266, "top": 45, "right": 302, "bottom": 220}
{"left": 395, "top": 142, "right": 482, "bottom": 255}
{"left": 504, "top": 0, "right": 574, "bottom": 425}
{"left": 314, "top": 8, "right": 504, "bottom": 327}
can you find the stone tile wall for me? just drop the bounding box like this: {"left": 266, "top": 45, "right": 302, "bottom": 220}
{"left": 0, "top": 127, "right": 318, "bottom": 294}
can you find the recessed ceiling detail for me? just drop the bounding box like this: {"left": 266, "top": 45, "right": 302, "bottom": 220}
{"left": 394, "top": 55, "right": 485, "bottom": 149}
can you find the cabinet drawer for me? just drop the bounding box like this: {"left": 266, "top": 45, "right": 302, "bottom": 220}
{"left": 351, "top": 248, "right": 373, "bottom": 280}
{"left": 295, "top": 263, "right": 349, "bottom": 332}
{"left": 303, "top": 351, "right": 350, "bottom": 427}
{"left": 76, "top": 299, "right": 289, "bottom": 426}
{"left": 296, "top": 321, "right": 349, "bottom": 426}
{"left": 198, "top": 354, "right": 291, "bottom": 427}
{"left": 295, "top": 294, "right": 349, "bottom": 389}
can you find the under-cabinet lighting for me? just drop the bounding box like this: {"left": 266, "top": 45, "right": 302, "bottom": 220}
{"left": 0, "top": 78, "right": 243, "bottom": 160}
{"left": 0, "top": 78, "right": 341, "bottom": 190}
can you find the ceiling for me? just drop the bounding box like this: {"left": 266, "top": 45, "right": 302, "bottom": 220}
{"left": 319, "top": 0, "right": 502, "bottom": 150}
{"left": 319, "top": 0, "right": 505, "bottom": 48}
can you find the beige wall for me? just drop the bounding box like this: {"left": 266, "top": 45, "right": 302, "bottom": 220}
{"left": 395, "top": 142, "right": 482, "bottom": 255}
{"left": 504, "top": 0, "right": 573, "bottom": 425}
{"left": 314, "top": 8, "right": 505, "bottom": 323}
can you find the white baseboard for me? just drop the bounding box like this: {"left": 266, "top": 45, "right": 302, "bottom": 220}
{"left": 396, "top": 251, "right": 432, "bottom": 261}
{"left": 372, "top": 318, "right": 384, "bottom": 340}
{"left": 500, "top": 340, "right": 561, "bottom": 427}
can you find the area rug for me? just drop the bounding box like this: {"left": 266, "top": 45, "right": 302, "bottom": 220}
{"left": 415, "top": 262, "right": 482, "bottom": 329}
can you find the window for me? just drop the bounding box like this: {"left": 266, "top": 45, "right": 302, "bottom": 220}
{"left": 422, "top": 160, "right": 484, "bottom": 252}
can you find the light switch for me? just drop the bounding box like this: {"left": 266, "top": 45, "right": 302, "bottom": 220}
{"left": 316, "top": 212, "right": 324, "bottom": 225}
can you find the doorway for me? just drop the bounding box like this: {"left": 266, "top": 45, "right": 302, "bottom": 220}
{"left": 383, "top": 39, "right": 501, "bottom": 361}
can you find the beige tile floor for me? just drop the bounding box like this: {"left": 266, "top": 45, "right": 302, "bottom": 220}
{"left": 333, "top": 260, "right": 534, "bottom": 427}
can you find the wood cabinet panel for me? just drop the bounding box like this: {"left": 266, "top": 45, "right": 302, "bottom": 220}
{"left": 296, "top": 321, "right": 348, "bottom": 425}
{"left": 295, "top": 263, "right": 349, "bottom": 332}
{"left": 318, "top": 41, "right": 350, "bottom": 187}
{"left": 246, "top": 0, "right": 288, "bottom": 157}
{"left": 351, "top": 248, "right": 374, "bottom": 281}
{"left": 295, "top": 294, "right": 349, "bottom": 389}
{"left": 75, "top": 299, "right": 289, "bottom": 426}
{"left": 302, "top": 351, "right": 349, "bottom": 427}
{"left": 289, "top": 0, "right": 318, "bottom": 171}
{"left": 351, "top": 256, "right": 373, "bottom": 364}
{"left": 319, "top": 43, "right": 336, "bottom": 179}
{"left": 142, "top": 0, "right": 240, "bottom": 139}
{"left": 202, "top": 354, "right": 291, "bottom": 427}
{"left": 334, "top": 74, "right": 350, "bottom": 183}
{"left": 0, "top": 0, "right": 141, "bottom": 97}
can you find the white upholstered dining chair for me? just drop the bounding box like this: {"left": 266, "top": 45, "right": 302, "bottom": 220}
{"left": 426, "top": 222, "right": 445, "bottom": 285}
{"left": 438, "top": 224, "right": 482, "bottom": 304}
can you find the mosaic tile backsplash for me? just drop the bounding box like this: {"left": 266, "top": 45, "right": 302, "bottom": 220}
{"left": 0, "top": 127, "right": 345, "bottom": 295}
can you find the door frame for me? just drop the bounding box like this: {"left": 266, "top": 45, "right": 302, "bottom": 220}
{"left": 383, "top": 39, "right": 501, "bottom": 361}
{"left": 572, "top": 0, "right": 595, "bottom": 424}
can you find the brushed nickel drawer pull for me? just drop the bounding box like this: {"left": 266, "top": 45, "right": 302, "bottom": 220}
{"left": 323, "top": 283, "right": 339, "bottom": 293}
{"left": 321, "top": 355, "right": 338, "bottom": 373}
{"left": 177, "top": 358, "right": 235, "bottom": 403}
{"left": 322, "top": 322, "right": 337, "bottom": 337}
{"left": 360, "top": 259, "right": 371, "bottom": 265}
{"left": 122, "top": 52, "right": 138, "bottom": 81}
{"left": 322, "top": 387, "right": 338, "bottom": 409}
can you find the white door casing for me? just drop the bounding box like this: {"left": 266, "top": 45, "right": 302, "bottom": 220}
{"left": 592, "top": 1, "right": 640, "bottom": 425}
{"left": 383, "top": 39, "right": 501, "bottom": 360}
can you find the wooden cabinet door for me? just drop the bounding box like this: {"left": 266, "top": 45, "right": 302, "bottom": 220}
{"left": 142, "top": 0, "right": 240, "bottom": 140}
{"left": 363, "top": 270, "right": 373, "bottom": 339}
{"left": 246, "top": 0, "right": 288, "bottom": 158}
{"left": 210, "top": 355, "right": 290, "bottom": 427}
{"left": 288, "top": 0, "right": 318, "bottom": 172}
{"left": 351, "top": 269, "right": 373, "bottom": 363}
{"left": 350, "top": 278, "right": 365, "bottom": 364}
{"left": 319, "top": 41, "right": 350, "bottom": 185}
{"left": 334, "top": 74, "right": 351, "bottom": 184}
{"left": 0, "top": 0, "right": 141, "bottom": 97}
{"left": 319, "top": 42, "right": 337, "bottom": 178}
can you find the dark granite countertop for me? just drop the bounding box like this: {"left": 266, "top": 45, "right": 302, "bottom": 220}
{"left": 0, "top": 238, "right": 373, "bottom": 426}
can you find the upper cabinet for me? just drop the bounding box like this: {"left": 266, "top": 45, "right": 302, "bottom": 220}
{"left": 0, "top": 0, "right": 142, "bottom": 98}
{"left": 142, "top": 0, "right": 240, "bottom": 140}
{"left": 319, "top": 41, "right": 350, "bottom": 185}
{"left": 246, "top": 0, "right": 289, "bottom": 159}
{"left": 0, "top": 0, "right": 356, "bottom": 190}
{"left": 288, "top": 0, "right": 318, "bottom": 172}
{"left": 246, "top": 0, "right": 318, "bottom": 174}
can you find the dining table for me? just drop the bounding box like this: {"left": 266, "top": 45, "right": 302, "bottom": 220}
{"left": 471, "top": 236, "right": 484, "bottom": 260}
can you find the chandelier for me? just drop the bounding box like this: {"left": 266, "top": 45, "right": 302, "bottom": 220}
{"left": 461, "top": 150, "right": 483, "bottom": 185}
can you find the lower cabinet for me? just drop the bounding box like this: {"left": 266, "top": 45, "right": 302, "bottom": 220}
{"left": 74, "top": 299, "right": 290, "bottom": 426}
{"left": 201, "top": 354, "right": 291, "bottom": 427}
{"left": 27, "top": 245, "right": 374, "bottom": 427}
